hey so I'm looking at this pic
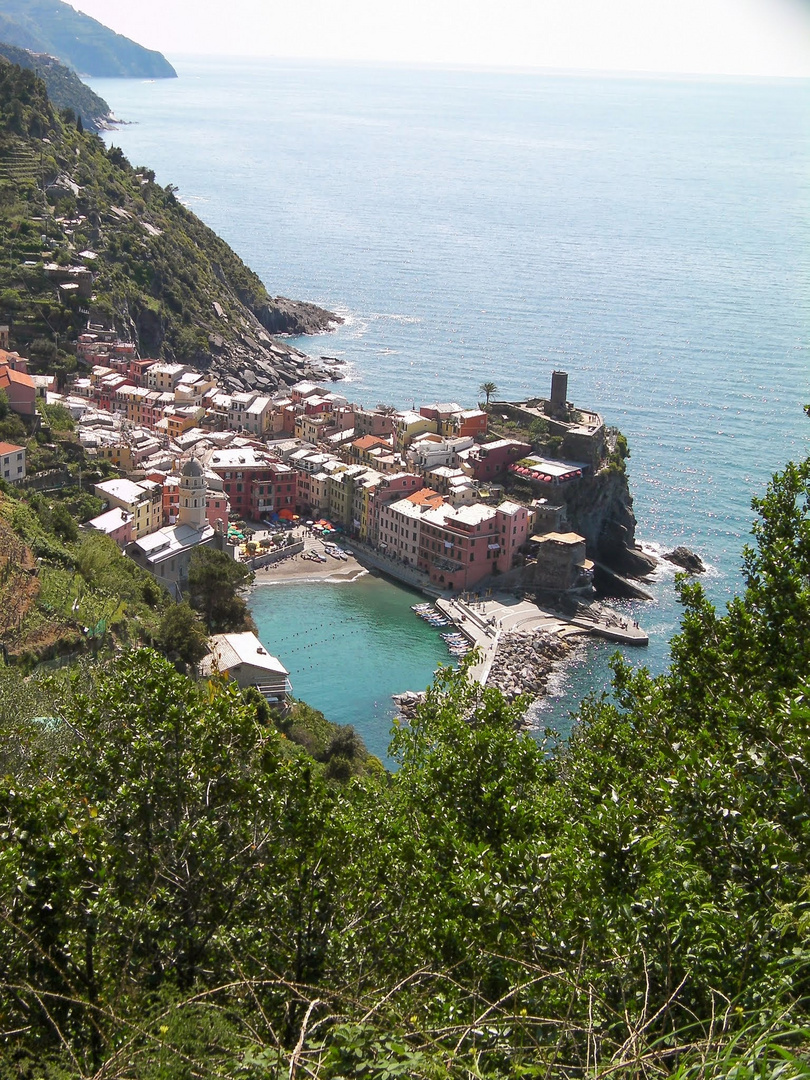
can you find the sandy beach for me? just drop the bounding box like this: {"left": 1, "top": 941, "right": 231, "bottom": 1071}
{"left": 250, "top": 539, "right": 368, "bottom": 586}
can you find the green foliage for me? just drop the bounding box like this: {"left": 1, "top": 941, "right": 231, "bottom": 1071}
{"left": 606, "top": 431, "right": 630, "bottom": 473}
{"left": 479, "top": 380, "right": 498, "bottom": 406}
{"left": 0, "top": 56, "right": 333, "bottom": 374}
{"left": 187, "top": 547, "right": 254, "bottom": 633}
{"left": 1, "top": 445, "right": 810, "bottom": 1074}
{"left": 154, "top": 599, "right": 207, "bottom": 671}
{"left": 0, "top": 405, "right": 25, "bottom": 443}
{"left": 38, "top": 399, "right": 74, "bottom": 432}
{"left": 528, "top": 416, "right": 548, "bottom": 441}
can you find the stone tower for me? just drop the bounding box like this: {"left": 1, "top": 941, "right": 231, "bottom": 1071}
{"left": 550, "top": 370, "right": 569, "bottom": 412}
{"left": 178, "top": 457, "right": 207, "bottom": 530}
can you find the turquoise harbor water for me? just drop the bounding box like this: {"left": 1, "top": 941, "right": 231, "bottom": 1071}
{"left": 249, "top": 575, "right": 447, "bottom": 761}
{"left": 89, "top": 59, "right": 810, "bottom": 751}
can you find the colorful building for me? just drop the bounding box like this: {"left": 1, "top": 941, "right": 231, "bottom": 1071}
{"left": 0, "top": 360, "right": 36, "bottom": 416}
{"left": 206, "top": 447, "right": 297, "bottom": 521}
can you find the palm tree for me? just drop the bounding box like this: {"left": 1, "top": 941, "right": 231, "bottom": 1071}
{"left": 479, "top": 381, "right": 498, "bottom": 407}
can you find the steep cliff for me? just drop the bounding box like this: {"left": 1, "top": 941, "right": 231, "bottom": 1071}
{"left": 552, "top": 466, "right": 656, "bottom": 577}
{"left": 0, "top": 40, "right": 113, "bottom": 130}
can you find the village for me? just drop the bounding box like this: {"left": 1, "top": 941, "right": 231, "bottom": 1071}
{"left": 0, "top": 327, "right": 649, "bottom": 707}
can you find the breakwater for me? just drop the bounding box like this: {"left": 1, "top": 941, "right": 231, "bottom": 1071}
{"left": 486, "top": 630, "right": 574, "bottom": 705}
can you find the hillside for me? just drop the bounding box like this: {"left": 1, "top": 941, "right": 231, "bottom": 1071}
{"left": 0, "top": 0, "right": 176, "bottom": 78}
{"left": 0, "top": 39, "right": 113, "bottom": 130}
{"left": 0, "top": 59, "right": 339, "bottom": 387}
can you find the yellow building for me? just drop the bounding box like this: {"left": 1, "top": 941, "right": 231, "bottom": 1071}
{"left": 392, "top": 410, "right": 437, "bottom": 451}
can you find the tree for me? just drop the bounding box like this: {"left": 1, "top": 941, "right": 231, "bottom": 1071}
{"left": 155, "top": 601, "right": 208, "bottom": 671}
{"left": 479, "top": 380, "right": 498, "bottom": 406}
{"left": 187, "top": 547, "right": 254, "bottom": 633}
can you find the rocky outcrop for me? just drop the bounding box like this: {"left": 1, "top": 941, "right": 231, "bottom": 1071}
{"left": 252, "top": 296, "right": 343, "bottom": 337}
{"left": 206, "top": 334, "right": 325, "bottom": 395}
{"left": 392, "top": 690, "right": 426, "bottom": 719}
{"left": 664, "top": 546, "right": 706, "bottom": 574}
{"left": 553, "top": 468, "right": 657, "bottom": 578}
{"left": 117, "top": 290, "right": 332, "bottom": 394}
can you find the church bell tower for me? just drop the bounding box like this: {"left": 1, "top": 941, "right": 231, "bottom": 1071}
{"left": 178, "top": 457, "right": 207, "bottom": 530}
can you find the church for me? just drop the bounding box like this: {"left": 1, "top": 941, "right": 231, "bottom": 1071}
{"left": 127, "top": 458, "right": 234, "bottom": 595}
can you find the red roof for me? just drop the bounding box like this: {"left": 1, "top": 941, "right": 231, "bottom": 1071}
{"left": 0, "top": 441, "right": 24, "bottom": 455}
{"left": 408, "top": 488, "right": 443, "bottom": 508}
{"left": 0, "top": 362, "right": 35, "bottom": 390}
{"left": 353, "top": 434, "right": 390, "bottom": 451}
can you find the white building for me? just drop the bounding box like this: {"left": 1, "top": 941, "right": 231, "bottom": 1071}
{"left": 126, "top": 459, "right": 228, "bottom": 592}
{"left": 94, "top": 477, "right": 162, "bottom": 539}
{"left": 0, "top": 441, "right": 25, "bottom": 482}
{"left": 200, "top": 631, "right": 291, "bottom": 705}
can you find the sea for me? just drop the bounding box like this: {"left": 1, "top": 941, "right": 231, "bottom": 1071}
{"left": 88, "top": 58, "right": 810, "bottom": 755}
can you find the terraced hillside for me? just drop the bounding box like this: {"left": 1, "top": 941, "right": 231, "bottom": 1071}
{"left": 0, "top": 57, "right": 338, "bottom": 383}
{"left": 0, "top": 512, "right": 38, "bottom": 649}
{"left": 0, "top": 134, "right": 36, "bottom": 181}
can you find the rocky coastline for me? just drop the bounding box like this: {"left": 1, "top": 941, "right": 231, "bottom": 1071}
{"left": 143, "top": 296, "right": 343, "bottom": 397}
{"left": 485, "top": 630, "right": 574, "bottom": 707}
{"left": 393, "top": 629, "right": 577, "bottom": 728}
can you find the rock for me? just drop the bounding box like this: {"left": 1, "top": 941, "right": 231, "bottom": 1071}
{"left": 393, "top": 690, "right": 426, "bottom": 719}
{"left": 619, "top": 545, "right": 659, "bottom": 577}
{"left": 252, "top": 296, "right": 343, "bottom": 337}
{"left": 664, "top": 546, "right": 706, "bottom": 574}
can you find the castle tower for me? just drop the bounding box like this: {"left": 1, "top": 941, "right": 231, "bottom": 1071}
{"left": 550, "top": 370, "right": 569, "bottom": 411}
{"left": 178, "top": 457, "right": 207, "bottom": 530}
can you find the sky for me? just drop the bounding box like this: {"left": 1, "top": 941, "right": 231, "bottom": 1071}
{"left": 68, "top": 0, "right": 810, "bottom": 77}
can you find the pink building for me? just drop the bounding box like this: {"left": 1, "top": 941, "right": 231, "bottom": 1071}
{"left": 0, "top": 360, "right": 36, "bottom": 416}
{"left": 417, "top": 499, "right": 531, "bottom": 592}
{"left": 86, "top": 506, "right": 134, "bottom": 548}
{"left": 367, "top": 472, "right": 425, "bottom": 544}
{"left": 206, "top": 491, "right": 230, "bottom": 530}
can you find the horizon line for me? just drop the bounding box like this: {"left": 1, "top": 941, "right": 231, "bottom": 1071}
{"left": 147, "top": 53, "right": 810, "bottom": 83}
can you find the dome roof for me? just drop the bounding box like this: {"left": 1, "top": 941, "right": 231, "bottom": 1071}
{"left": 181, "top": 458, "right": 204, "bottom": 478}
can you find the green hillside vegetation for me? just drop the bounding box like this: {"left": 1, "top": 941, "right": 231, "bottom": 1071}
{"left": 0, "top": 0, "right": 176, "bottom": 78}
{"left": 0, "top": 40, "right": 112, "bottom": 130}
{"left": 0, "top": 436, "right": 809, "bottom": 1077}
{"left": 0, "top": 58, "right": 333, "bottom": 380}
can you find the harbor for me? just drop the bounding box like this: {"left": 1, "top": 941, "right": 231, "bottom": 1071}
{"left": 249, "top": 521, "right": 649, "bottom": 752}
